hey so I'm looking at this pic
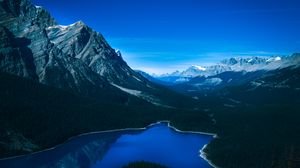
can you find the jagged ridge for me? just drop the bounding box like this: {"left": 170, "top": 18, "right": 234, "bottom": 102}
{"left": 0, "top": 0, "right": 189, "bottom": 107}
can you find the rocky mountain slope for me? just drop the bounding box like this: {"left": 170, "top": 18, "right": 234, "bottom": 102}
{"left": 0, "top": 0, "right": 194, "bottom": 107}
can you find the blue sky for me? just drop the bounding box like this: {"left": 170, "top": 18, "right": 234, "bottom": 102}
{"left": 33, "top": 0, "right": 300, "bottom": 74}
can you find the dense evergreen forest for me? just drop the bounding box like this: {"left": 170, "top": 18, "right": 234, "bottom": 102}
{"left": 0, "top": 72, "right": 212, "bottom": 158}
{"left": 1, "top": 68, "right": 300, "bottom": 167}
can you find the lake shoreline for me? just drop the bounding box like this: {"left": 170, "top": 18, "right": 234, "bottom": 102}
{"left": 0, "top": 120, "right": 218, "bottom": 168}
{"left": 166, "top": 121, "right": 218, "bottom": 168}
{"left": 200, "top": 144, "right": 219, "bottom": 168}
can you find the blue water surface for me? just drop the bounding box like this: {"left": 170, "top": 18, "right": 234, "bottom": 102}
{"left": 94, "top": 123, "right": 213, "bottom": 168}
{"left": 0, "top": 122, "right": 213, "bottom": 168}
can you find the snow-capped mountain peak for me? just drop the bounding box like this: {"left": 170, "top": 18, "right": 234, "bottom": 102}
{"left": 153, "top": 55, "right": 299, "bottom": 84}
{"left": 191, "top": 65, "right": 206, "bottom": 71}
{"left": 267, "top": 56, "right": 281, "bottom": 62}
{"left": 180, "top": 65, "right": 207, "bottom": 77}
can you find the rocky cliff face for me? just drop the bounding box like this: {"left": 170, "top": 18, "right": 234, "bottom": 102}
{"left": 45, "top": 20, "right": 146, "bottom": 88}
{"left": 1, "top": 1, "right": 53, "bottom": 76}
{"left": 0, "top": 0, "right": 116, "bottom": 96}
{"left": 0, "top": 0, "right": 165, "bottom": 104}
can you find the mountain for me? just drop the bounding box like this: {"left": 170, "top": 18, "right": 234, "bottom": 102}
{"left": 0, "top": 0, "right": 210, "bottom": 158}
{"left": 152, "top": 54, "right": 300, "bottom": 85}
{"left": 0, "top": 0, "right": 196, "bottom": 107}
{"left": 171, "top": 55, "right": 300, "bottom": 94}
{"left": 1, "top": 1, "right": 299, "bottom": 167}
{"left": 172, "top": 70, "right": 265, "bottom": 93}
{"left": 135, "top": 70, "right": 173, "bottom": 86}
{"left": 0, "top": 0, "right": 114, "bottom": 97}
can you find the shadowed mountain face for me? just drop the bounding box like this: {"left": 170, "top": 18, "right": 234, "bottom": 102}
{"left": 0, "top": 26, "right": 37, "bottom": 79}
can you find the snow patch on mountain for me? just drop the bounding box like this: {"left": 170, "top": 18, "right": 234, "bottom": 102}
{"left": 192, "top": 65, "right": 206, "bottom": 71}
{"left": 111, "top": 83, "right": 170, "bottom": 108}
{"left": 35, "top": 5, "right": 42, "bottom": 9}
{"left": 46, "top": 23, "right": 74, "bottom": 31}
{"left": 133, "top": 76, "right": 142, "bottom": 82}
{"left": 111, "top": 83, "right": 142, "bottom": 96}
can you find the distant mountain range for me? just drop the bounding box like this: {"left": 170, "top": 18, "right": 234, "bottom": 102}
{"left": 139, "top": 54, "right": 300, "bottom": 85}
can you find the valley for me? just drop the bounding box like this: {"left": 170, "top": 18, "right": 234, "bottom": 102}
{"left": 0, "top": 0, "right": 300, "bottom": 168}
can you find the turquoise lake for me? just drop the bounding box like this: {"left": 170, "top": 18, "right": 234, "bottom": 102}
{"left": 0, "top": 122, "right": 214, "bottom": 168}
